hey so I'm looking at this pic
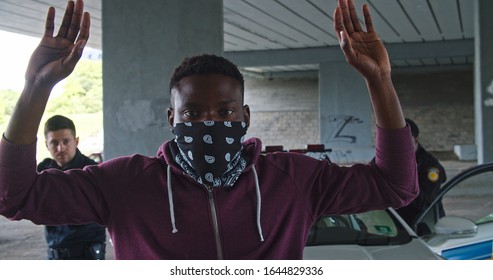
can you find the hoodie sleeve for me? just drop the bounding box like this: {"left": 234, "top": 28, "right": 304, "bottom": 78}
{"left": 0, "top": 135, "right": 38, "bottom": 218}
{"left": 264, "top": 125, "right": 419, "bottom": 218}
{"left": 309, "top": 125, "right": 419, "bottom": 216}
{"left": 0, "top": 135, "right": 113, "bottom": 225}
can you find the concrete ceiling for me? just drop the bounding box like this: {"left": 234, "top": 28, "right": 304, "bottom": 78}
{"left": 0, "top": 0, "right": 474, "bottom": 74}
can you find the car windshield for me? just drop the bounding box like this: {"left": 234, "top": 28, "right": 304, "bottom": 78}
{"left": 306, "top": 209, "right": 412, "bottom": 246}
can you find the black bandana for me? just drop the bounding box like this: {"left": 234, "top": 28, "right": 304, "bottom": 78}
{"left": 171, "top": 121, "right": 248, "bottom": 187}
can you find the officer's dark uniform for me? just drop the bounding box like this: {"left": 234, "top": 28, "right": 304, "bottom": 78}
{"left": 37, "top": 149, "right": 106, "bottom": 260}
{"left": 396, "top": 144, "right": 447, "bottom": 225}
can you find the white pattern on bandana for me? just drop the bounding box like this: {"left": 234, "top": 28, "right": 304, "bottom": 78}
{"left": 172, "top": 121, "right": 248, "bottom": 187}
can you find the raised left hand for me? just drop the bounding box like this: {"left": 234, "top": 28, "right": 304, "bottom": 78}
{"left": 333, "top": 0, "right": 391, "bottom": 82}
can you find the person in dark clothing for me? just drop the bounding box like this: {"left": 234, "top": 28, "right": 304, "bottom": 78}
{"left": 37, "top": 115, "right": 106, "bottom": 260}
{"left": 396, "top": 118, "right": 447, "bottom": 225}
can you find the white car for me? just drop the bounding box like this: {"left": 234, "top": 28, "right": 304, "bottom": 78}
{"left": 304, "top": 162, "right": 493, "bottom": 260}
{"left": 412, "top": 162, "right": 493, "bottom": 260}
{"left": 303, "top": 208, "right": 442, "bottom": 259}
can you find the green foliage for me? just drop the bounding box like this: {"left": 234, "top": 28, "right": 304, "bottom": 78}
{"left": 46, "top": 59, "right": 103, "bottom": 114}
{"left": 0, "top": 89, "right": 20, "bottom": 116}
{"left": 0, "top": 100, "right": 4, "bottom": 124}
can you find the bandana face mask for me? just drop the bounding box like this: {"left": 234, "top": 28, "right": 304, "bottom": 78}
{"left": 172, "top": 121, "right": 248, "bottom": 187}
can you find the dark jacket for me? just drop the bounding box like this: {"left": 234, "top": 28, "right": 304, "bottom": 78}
{"left": 37, "top": 149, "right": 106, "bottom": 259}
{"left": 396, "top": 144, "right": 447, "bottom": 225}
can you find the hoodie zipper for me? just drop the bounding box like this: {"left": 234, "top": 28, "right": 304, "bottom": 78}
{"left": 205, "top": 185, "right": 223, "bottom": 260}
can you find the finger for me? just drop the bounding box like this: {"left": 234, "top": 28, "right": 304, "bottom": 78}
{"left": 339, "top": 30, "right": 357, "bottom": 65}
{"left": 363, "top": 4, "right": 375, "bottom": 33}
{"left": 338, "top": 0, "right": 354, "bottom": 34}
{"left": 57, "top": 1, "right": 75, "bottom": 38}
{"left": 348, "top": 0, "right": 363, "bottom": 32}
{"left": 339, "top": 30, "right": 354, "bottom": 57}
{"left": 44, "top": 7, "right": 55, "bottom": 38}
{"left": 66, "top": 0, "right": 84, "bottom": 42}
{"left": 76, "top": 12, "right": 91, "bottom": 44}
{"left": 333, "top": 7, "right": 343, "bottom": 41}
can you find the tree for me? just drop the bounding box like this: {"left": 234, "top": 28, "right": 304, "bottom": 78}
{"left": 0, "top": 89, "right": 20, "bottom": 125}
{"left": 46, "top": 59, "right": 102, "bottom": 114}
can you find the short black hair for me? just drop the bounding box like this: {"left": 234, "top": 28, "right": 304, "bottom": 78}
{"left": 44, "top": 115, "right": 76, "bottom": 137}
{"left": 169, "top": 54, "right": 244, "bottom": 94}
{"left": 405, "top": 118, "right": 419, "bottom": 138}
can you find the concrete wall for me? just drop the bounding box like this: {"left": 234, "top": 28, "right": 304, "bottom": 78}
{"left": 244, "top": 67, "right": 474, "bottom": 156}
{"left": 102, "top": 0, "right": 223, "bottom": 159}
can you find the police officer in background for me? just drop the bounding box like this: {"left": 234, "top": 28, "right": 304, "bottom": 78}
{"left": 37, "top": 115, "right": 106, "bottom": 260}
{"left": 396, "top": 118, "right": 447, "bottom": 225}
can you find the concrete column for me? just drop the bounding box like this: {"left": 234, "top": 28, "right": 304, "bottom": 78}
{"left": 474, "top": 0, "right": 493, "bottom": 163}
{"left": 318, "top": 62, "right": 373, "bottom": 163}
{"left": 102, "top": 0, "right": 223, "bottom": 159}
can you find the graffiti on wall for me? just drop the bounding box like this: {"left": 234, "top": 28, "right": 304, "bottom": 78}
{"left": 327, "top": 115, "right": 363, "bottom": 144}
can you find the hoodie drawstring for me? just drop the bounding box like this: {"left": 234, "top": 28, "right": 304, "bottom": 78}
{"left": 166, "top": 164, "right": 264, "bottom": 242}
{"left": 167, "top": 165, "right": 178, "bottom": 233}
{"left": 251, "top": 164, "right": 264, "bottom": 242}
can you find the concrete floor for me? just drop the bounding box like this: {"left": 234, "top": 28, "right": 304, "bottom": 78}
{"left": 0, "top": 160, "right": 478, "bottom": 260}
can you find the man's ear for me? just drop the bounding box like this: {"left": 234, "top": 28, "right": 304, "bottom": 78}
{"left": 75, "top": 136, "right": 80, "bottom": 146}
{"left": 167, "top": 107, "right": 174, "bottom": 130}
{"left": 243, "top": 105, "right": 251, "bottom": 128}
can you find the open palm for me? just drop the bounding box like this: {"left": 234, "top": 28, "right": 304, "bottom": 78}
{"left": 25, "top": 0, "right": 90, "bottom": 88}
{"left": 333, "top": 0, "right": 390, "bottom": 81}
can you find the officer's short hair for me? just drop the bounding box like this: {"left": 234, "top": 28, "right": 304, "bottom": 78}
{"left": 44, "top": 115, "right": 76, "bottom": 137}
{"left": 405, "top": 118, "right": 419, "bottom": 138}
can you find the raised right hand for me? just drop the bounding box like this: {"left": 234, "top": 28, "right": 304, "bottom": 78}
{"left": 25, "top": 0, "right": 90, "bottom": 89}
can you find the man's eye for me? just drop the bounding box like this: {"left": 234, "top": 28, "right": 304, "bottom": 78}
{"left": 221, "top": 109, "right": 234, "bottom": 116}
{"left": 184, "top": 111, "right": 198, "bottom": 117}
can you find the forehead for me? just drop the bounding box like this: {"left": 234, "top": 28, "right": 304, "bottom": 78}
{"left": 171, "top": 74, "right": 243, "bottom": 105}
{"left": 46, "top": 129, "right": 75, "bottom": 141}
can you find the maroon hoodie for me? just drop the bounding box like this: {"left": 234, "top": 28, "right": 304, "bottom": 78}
{"left": 0, "top": 126, "right": 417, "bottom": 259}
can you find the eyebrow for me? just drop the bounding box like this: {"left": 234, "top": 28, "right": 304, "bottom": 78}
{"left": 181, "top": 99, "right": 239, "bottom": 108}
{"left": 49, "top": 137, "right": 71, "bottom": 143}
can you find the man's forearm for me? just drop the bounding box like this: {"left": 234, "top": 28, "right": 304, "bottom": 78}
{"left": 5, "top": 82, "right": 53, "bottom": 145}
{"left": 365, "top": 76, "right": 406, "bottom": 129}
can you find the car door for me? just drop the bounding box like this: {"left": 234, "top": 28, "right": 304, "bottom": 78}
{"left": 412, "top": 162, "right": 493, "bottom": 260}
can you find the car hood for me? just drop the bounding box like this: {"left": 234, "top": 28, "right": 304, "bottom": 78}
{"left": 303, "top": 239, "right": 442, "bottom": 260}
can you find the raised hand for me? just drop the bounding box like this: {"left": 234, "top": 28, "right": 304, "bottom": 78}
{"left": 333, "top": 0, "right": 390, "bottom": 82}
{"left": 5, "top": 0, "right": 90, "bottom": 145}
{"left": 25, "top": 0, "right": 90, "bottom": 89}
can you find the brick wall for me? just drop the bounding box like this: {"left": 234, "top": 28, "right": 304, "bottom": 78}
{"left": 244, "top": 77, "right": 319, "bottom": 150}
{"left": 243, "top": 67, "right": 474, "bottom": 153}
{"left": 395, "top": 69, "right": 474, "bottom": 152}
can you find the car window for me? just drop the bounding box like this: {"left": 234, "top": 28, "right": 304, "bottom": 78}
{"left": 306, "top": 210, "right": 411, "bottom": 246}
{"left": 416, "top": 167, "right": 493, "bottom": 236}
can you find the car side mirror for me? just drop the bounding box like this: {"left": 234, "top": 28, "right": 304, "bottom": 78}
{"left": 425, "top": 216, "right": 478, "bottom": 247}
{"left": 434, "top": 216, "right": 477, "bottom": 237}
